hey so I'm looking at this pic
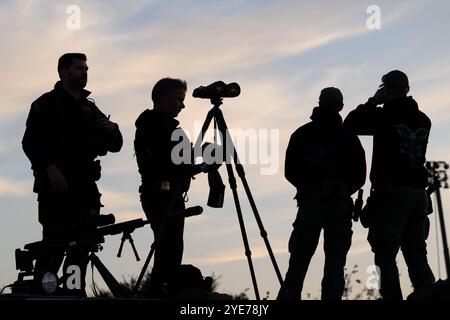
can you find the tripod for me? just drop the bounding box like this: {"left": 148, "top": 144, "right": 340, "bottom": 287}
{"left": 81, "top": 242, "right": 129, "bottom": 298}
{"left": 427, "top": 161, "right": 450, "bottom": 277}
{"left": 12, "top": 235, "right": 130, "bottom": 298}
{"left": 64, "top": 219, "right": 149, "bottom": 298}
{"left": 193, "top": 97, "right": 288, "bottom": 300}
{"left": 56, "top": 229, "right": 143, "bottom": 298}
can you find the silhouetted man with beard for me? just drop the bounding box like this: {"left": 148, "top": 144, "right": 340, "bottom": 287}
{"left": 22, "top": 53, "right": 123, "bottom": 296}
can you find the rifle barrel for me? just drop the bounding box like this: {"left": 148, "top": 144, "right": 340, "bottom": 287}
{"left": 96, "top": 218, "right": 148, "bottom": 236}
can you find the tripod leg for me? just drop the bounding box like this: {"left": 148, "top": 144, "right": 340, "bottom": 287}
{"left": 117, "top": 233, "right": 126, "bottom": 258}
{"left": 128, "top": 236, "right": 141, "bottom": 261}
{"left": 193, "top": 105, "right": 263, "bottom": 299}
{"left": 133, "top": 242, "right": 156, "bottom": 295}
{"left": 225, "top": 162, "right": 261, "bottom": 300}
{"left": 90, "top": 253, "right": 128, "bottom": 298}
{"left": 216, "top": 108, "right": 289, "bottom": 298}
{"left": 133, "top": 221, "right": 167, "bottom": 295}
{"left": 136, "top": 164, "right": 191, "bottom": 297}
{"left": 193, "top": 108, "right": 216, "bottom": 158}
{"left": 235, "top": 162, "right": 291, "bottom": 298}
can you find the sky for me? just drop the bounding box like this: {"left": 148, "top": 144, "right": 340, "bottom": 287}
{"left": 1, "top": 0, "right": 450, "bottom": 299}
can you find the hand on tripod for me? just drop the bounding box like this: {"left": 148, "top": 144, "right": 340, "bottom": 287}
{"left": 190, "top": 142, "right": 224, "bottom": 176}
{"left": 191, "top": 162, "right": 222, "bottom": 176}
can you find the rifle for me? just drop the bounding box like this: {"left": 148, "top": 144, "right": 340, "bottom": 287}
{"left": 16, "top": 206, "right": 203, "bottom": 272}
{"left": 96, "top": 206, "right": 203, "bottom": 260}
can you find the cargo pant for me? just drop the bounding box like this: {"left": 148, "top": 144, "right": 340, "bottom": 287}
{"left": 140, "top": 187, "right": 185, "bottom": 298}
{"left": 367, "top": 185, "right": 435, "bottom": 300}
{"left": 277, "top": 196, "right": 353, "bottom": 300}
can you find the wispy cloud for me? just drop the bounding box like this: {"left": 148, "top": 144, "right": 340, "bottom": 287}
{"left": 99, "top": 188, "right": 139, "bottom": 211}
{"left": 0, "top": 1, "right": 411, "bottom": 123}
{"left": 1, "top": 0, "right": 449, "bottom": 298}
{"left": 112, "top": 210, "right": 145, "bottom": 223}
{"left": 188, "top": 242, "right": 287, "bottom": 266}
{"left": 0, "top": 178, "right": 28, "bottom": 197}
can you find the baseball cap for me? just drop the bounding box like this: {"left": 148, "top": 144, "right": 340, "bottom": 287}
{"left": 380, "top": 70, "right": 409, "bottom": 89}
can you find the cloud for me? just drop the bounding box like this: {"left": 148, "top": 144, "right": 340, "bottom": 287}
{"left": 100, "top": 149, "right": 139, "bottom": 176}
{"left": 188, "top": 241, "right": 287, "bottom": 266}
{"left": 0, "top": 178, "right": 28, "bottom": 197}
{"left": 188, "top": 234, "right": 371, "bottom": 266}
{"left": 0, "top": 1, "right": 412, "bottom": 124}
{"left": 99, "top": 188, "right": 139, "bottom": 211}
{"left": 1, "top": 0, "right": 448, "bottom": 298}
{"left": 112, "top": 210, "right": 145, "bottom": 223}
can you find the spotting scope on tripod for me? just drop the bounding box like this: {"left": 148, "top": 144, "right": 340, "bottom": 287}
{"left": 190, "top": 81, "right": 289, "bottom": 300}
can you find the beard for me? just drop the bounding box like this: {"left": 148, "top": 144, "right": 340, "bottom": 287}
{"left": 69, "top": 76, "right": 87, "bottom": 90}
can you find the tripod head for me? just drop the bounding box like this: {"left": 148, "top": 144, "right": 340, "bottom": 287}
{"left": 427, "top": 161, "right": 449, "bottom": 189}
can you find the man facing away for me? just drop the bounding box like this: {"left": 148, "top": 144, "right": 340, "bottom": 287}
{"left": 278, "top": 87, "right": 366, "bottom": 300}
{"left": 344, "top": 70, "right": 435, "bottom": 300}
{"left": 22, "top": 53, "right": 123, "bottom": 296}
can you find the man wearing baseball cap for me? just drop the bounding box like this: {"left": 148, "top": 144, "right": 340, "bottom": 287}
{"left": 344, "top": 70, "right": 435, "bottom": 300}
{"left": 380, "top": 70, "right": 410, "bottom": 89}
{"left": 278, "top": 87, "right": 366, "bottom": 300}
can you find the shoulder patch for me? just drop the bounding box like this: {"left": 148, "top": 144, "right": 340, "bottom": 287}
{"left": 394, "top": 123, "right": 429, "bottom": 167}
